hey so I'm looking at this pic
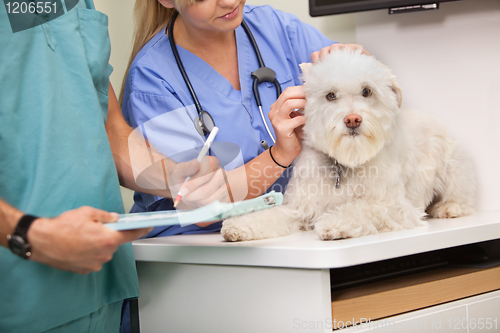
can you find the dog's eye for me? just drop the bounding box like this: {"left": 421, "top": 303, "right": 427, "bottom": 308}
{"left": 362, "top": 87, "right": 372, "bottom": 98}
{"left": 326, "top": 92, "right": 337, "bottom": 101}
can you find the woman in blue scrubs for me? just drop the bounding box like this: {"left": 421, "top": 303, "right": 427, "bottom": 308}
{"left": 119, "top": 1, "right": 368, "bottom": 331}
{"left": 120, "top": 0, "right": 363, "bottom": 238}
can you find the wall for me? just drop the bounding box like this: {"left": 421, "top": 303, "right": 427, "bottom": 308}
{"left": 356, "top": 0, "right": 500, "bottom": 211}
{"left": 93, "top": 0, "right": 356, "bottom": 212}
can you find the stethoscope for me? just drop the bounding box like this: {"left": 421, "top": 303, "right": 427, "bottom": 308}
{"left": 168, "top": 12, "right": 281, "bottom": 150}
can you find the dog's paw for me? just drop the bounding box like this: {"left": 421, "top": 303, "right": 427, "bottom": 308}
{"left": 427, "top": 202, "right": 472, "bottom": 219}
{"left": 314, "top": 220, "right": 343, "bottom": 241}
{"left": 221, "top": 217, "right": 253, "bottom": 242}
{"left": 221, "top": 225, "right": 250, "bottom": 242}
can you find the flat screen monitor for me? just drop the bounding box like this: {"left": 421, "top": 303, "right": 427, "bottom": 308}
{"left": 309, "top": 0, "right": 462, "bottom": 16}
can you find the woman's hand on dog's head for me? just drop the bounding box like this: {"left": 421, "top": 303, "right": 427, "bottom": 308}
{"left": 311, "top": 44, "right": 372, "bottom": 63}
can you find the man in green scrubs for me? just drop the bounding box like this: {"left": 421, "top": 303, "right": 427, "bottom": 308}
{"left": 0, "top": 0, "right": 219, "bottom": 331}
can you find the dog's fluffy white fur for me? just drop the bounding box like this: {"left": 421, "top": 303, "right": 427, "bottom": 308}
{"left": 221, "top": 49, "right": 475, "bottom": 241}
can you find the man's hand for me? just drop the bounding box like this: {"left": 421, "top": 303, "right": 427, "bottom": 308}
{"left": 27, "top": 206, "right": 151, "bottom": 274}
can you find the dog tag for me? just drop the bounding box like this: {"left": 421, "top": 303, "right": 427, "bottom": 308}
{"left": 333, "top": 160, "right": 341, "bottom": 188}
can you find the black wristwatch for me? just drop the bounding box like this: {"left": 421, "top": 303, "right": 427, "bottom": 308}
{"left": 7, "top": 214, "right": 39, "bottom": 259}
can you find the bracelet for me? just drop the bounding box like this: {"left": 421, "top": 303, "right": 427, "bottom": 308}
{"left": 269, "top": 146, "right": 291, "bottom": 169}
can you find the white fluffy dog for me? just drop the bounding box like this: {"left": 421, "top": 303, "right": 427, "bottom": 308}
{"left": 221, "top": 49, "right": 475, "bottom": 241}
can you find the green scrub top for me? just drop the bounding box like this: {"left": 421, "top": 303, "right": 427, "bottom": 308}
{"left": 0, "top": 1, "right": 139, "bottom": 332}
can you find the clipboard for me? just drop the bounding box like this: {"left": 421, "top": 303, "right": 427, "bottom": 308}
{"left": 106, "top": 191, "right": 284, "bottom": 231}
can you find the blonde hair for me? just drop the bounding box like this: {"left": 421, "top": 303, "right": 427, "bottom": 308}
{"left": 119, "top": 0, "right": 195, "bottom": 107}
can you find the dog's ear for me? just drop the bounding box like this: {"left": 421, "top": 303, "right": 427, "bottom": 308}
{"left": 299, "top": 62, "right": 313, "bottom": 82}
{"left": 391, "top": 75, "right": 403, "bottom": 108}
{"left": 299, "top": 62, "right": 312, "bottom": 74}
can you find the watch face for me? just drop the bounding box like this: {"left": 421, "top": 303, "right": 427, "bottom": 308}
{"left": 8, "top": 235, "right": 31, "bottom": 259}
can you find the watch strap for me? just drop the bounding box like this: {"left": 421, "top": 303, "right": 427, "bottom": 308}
{"left": 13, "top": 214, "right": 39, "bottom": 237}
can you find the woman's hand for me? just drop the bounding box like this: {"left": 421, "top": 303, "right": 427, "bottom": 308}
{"left": 268, "top": 86, "right": 307, "bottom": 167}
{"left": 311, "top": 43, "right": 372, "bottom": 63}
{"left": 168, "top": 156, "right": 230, "bottom": 209}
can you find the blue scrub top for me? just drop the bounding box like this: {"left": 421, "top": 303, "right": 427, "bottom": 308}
{"left": 122, "top": 5, "right": 334, "bottom": 237}
{"left": 0, "top": 1, "right": 138, "bottom": 332}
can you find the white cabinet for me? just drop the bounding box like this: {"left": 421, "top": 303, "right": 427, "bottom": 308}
{"left": 133, "top": 212, "right": 500, "bottom": 333}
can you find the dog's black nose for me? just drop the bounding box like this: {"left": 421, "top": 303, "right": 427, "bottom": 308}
{"left": 344, "top": 114, "right": 362, "bottom": 128}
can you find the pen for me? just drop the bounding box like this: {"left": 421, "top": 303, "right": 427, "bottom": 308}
{"left": 173, "top": 127, "right": 219, "bottom": 208}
